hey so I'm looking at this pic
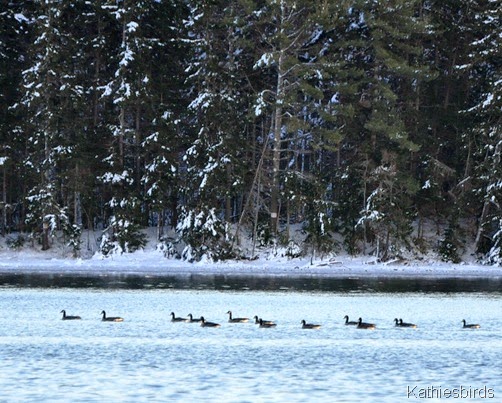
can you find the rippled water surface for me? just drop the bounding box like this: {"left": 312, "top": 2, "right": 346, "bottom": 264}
{"left": 1, "top": 277, "right": 501, "bottom": 402}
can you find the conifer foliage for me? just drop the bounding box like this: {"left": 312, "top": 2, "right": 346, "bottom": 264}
{"left": 0, "top": 1, "right": 500, "bottom": 265}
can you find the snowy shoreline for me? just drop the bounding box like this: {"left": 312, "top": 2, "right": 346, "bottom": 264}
{"left": 1, "top": 250, "right": 501, "bottom": 279}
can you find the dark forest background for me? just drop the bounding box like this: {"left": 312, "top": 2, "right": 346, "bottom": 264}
{"left": 0, "top": 1, "right": 500, "bottom": 265}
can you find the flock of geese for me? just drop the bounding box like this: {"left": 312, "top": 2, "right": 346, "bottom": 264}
{"left": 60, "top": 310, "right": 124, "bottom": 322}
{"left": 60, "top": 310, "right": 481, "bottom": 329}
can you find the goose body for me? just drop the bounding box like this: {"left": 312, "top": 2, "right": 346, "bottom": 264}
{"left": 398, "top": 318, "right": 417, "bottom": 328}
{"left": 462, "top": 319, "right": 480, "bottom": 329}
{"left": 170, "top": 312, "right": 188, "bottom": 322}
{"left": 357, "top": 317, "right": 376, "bottom": 330}
{"left": 101, "top": 310, "right": 123, "bottom": 322}
{"left": 259, "top": 319, "right": 277, "bottom": 328}
{"left": 301, "top": 320, "right": 321, "bottom": 329}
{"left": 253, "top": 315, "right": 275, "bottom": 325}
{"left": 227, "top": 311, "right": 249, "bottom": 323}
{"left": 200, "top": 316, "right": 221, "bottom": 328}
{"left": 187, "top": 314, "right": 202, "bottom": 323}
{"left": 60, "top": 310, "right": 81, "bottom": 320}
{"left": 344, "top": 315, "right": 358, "bottom": 325}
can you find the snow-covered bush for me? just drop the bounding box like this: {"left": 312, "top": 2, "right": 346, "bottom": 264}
{"left": 284, "top": 240, "right": 303, "bottom": 259}
{"left": 176, "top": 206, "right": 235, "bottom": 262}
{"left": 98, "top": 215, "right": 146, "bottom": 256}
{"left": 6, "top": 234, "right": 26, "bottom": 250}
{"left": 156, "top": 235, "right": 180, "bottom": 259}
{"left": 25, "top": 185, "right": 82, "bottom": 255}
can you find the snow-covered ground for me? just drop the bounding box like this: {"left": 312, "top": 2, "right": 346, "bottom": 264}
{"left": 1, "top": 227, "right": 501, "bottom": 278}
{"left": 1, "top": 246, "right": 501, "bottom": 279}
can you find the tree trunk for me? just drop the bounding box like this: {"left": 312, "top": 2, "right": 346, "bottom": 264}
{"left": 74, "top": 163, "right": 82, "bottom": 228}
{"left": 1, "top": 164, "right": 6, "bottom": 236}
{"left": 225, "top": 164, "right": 232, "bottom": 222}
{"left": 270, "top": 49, "right": 285, "bottom": 234}
{"left": 42, "top": 221, "right": 50, "bottom": 251}
{"left": 474, "top": 201, "right": 490, "bottom": 253}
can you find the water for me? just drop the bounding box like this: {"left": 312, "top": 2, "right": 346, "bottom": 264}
{"left": 0, "top": 275, "right": 501, "bottom": 402}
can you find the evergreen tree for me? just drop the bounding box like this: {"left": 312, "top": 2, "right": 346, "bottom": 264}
{"left": 179, "top": 1, "right": 256, "bottom": 260}
{"left": 418, "top": 0, "right": 477, "bottom": 244}
{"left": 251, "top": 0, "right": 333, "bottom": 239}
{"left": 0, "top": 3, "right": 33, "bottom": 235}
{"left": 140, "top": 0, "right": 188, "bottom": 244}
{"left": 0, "top": 0, "right": 499, "bottom": 264}
{"left": 19, "top": 1, "right": 91, "bottom": 252}
{"left": 330, "top": 0, "right": 432, "bottom": 258}
{"left": 466, "top": 0, "right": 502, "bottom": 265}
{"left": 99, "top": 0, "right": 174, "bottom": 254}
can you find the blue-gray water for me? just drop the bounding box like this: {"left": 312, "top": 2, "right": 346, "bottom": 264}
{"left": 0, "top": 275, "right": 500, "bottom": 402}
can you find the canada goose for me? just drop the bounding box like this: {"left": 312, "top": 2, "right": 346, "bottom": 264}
{"left": 253, "top": 315, "right": 275, "bottom": 325}
{"left": 301, "top": 320, "right": 321, "bottom": 329}
{"left": 200, "top": 316, "right": 221, "bottom": 328}
{"left": 187, "top": 314, "right": 202, "bottom": 323}
{"left": 462, "top": 319, "right": 480, "bottom": 329}
{"left": 227, "top": 311, "right": 249, "bottom": 323}
{"left": 101, "top": 310, "right": 123, "bottom": 322}
{"left": 170, "top": 312, "right": 188, "bottom": 322}
{"left": 357, "top": 317, "right": 376, "bottom": 330}
{"left": 259, "top": 319, "right": 277, "bottom": 328}
{"left": 344, "top": 315, "right": 358, "bottom": 325}
{"left": 60, "top": 310, "right": 81, "bottom": 320}
{"left": 399, "top": 318, "right": 417, "bottom": 328}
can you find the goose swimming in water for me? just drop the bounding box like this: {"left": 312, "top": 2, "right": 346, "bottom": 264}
{"left": 101, "top": 310, "right": 123, "bottom": 322}
{"left": 398, "top": 318, "right": 417, "bottom": 328}
{"left": 227, "top": 311, "right": 249, "bottom": 323}
{"left": 170, "top": 312, "right": 188, "bottom": 322}
{"left": 301, "top": 320, "right": 321, "bottom": 329}
{"left": 259, "top": 319, "right": 277, "bottom": 328}
{"left": 344, "top": 315, "right": 358, "bottom": 325}
{"left": 462, "top": 319, "right": 480, "bottom": 329}
{"left": 253, "top": 315, "right": 275, "bottom": 325}
{"left": 200, "top": 316, "right": 221, "bottom": 328}
{"left": 187, "top": 314, "right": 202, "bottom": 323}
{"left": 394, "top": 318, "right": 417, "bottom": 328}
{"left": 60, "top": 310, "right": 81, "bottom": 320}
{"left": 357, "top": 317, "right": 376, "bottom": 330}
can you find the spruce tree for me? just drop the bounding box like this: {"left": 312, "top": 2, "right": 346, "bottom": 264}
{"left": 466, "top": 0, "right": 502, "bottom": 265}
{"left": 330, "top": 0, "right": 432, "bottom": 259}
{"left": 0, "top": 3, "right": 32, "bottom": 235}
{"left": 140, "top": 0, "right": 188, "bottom": 244}
{"left": 19, "top": 1, "right": 89, "bottom": 252}
{"left": 179, "top": 1, "right": 256, "bottom": 261}
{"left": 98, "top": 0, "right": 173, "bottom": 254}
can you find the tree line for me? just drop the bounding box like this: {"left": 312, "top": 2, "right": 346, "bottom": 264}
{"left": 0, "top": 0, "right": 500, "bottom": 265}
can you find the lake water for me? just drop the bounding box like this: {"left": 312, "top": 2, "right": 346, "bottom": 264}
{"left": 0, "top": 274, "right": 501, "bottom": 402}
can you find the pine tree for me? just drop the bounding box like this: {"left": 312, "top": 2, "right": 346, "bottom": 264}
{"left": 251, "top": 0, "right": 333, "bottom": 240}
{"left": 179, "top": 1, "right": 256, "bottom": 260}
{"left": 0, "top": 3, "right": 33, "bottom": 235}
{"left": 329, "top": 0, "right": 432, "bottom": 258}
{"left": 0, "top": 0, "right": 499, "bottom": 263}
{"left": 140, "top": 0, "right": 188, "bottom": 244}
{"left": 98, "top": 0, "right": 174, "bottom": 254}
{"left": 417, "top": 0, "right": 478, "bottom": 246}
{"left": 19, "top": 1, "right": 91, "bottom": 252}
{"left": 466, "top": 0, "right": 502, "bottom": 265}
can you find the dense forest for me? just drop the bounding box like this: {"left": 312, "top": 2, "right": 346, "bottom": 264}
{"left": 0, "top": 1, "right": 500, "bottom": 265}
